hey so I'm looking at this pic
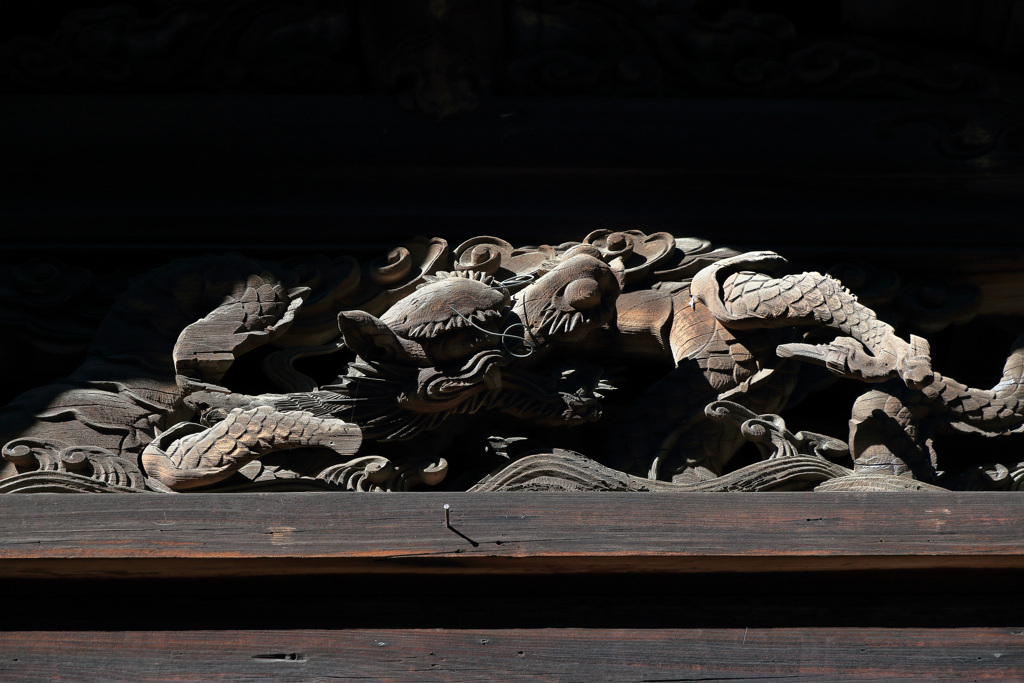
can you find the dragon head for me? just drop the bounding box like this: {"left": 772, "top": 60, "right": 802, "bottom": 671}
{"left": 338, "top": 272, "right": 510, "bottom": 366}
{"left": 332, "top": 272, "right": 513, "bottom": 440}
{"left": 329, "top": 262, "right": 619, "bottom": 442}
{"left": 513, "top": 253, "right": 620, "bottom": 348}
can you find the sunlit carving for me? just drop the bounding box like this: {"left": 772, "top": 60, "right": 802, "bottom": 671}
{"left": 0, "top": 232, "right": 1015, "bottom": 493}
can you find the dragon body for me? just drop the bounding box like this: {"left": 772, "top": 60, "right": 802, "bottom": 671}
{"left": 0, "top": 232, "right": 1016, "bottom": 492}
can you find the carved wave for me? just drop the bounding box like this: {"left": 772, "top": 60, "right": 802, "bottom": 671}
{"left": 814, "top": 474, "right": 946, "bottom": 492}
{"left": 1, "top": 438, "right": 148, "bottom": 491}
{"left": 470, "top": 449, "right": 852, "bottom": 493}
{"left": 0, "top": 470, "right": 145, "bottom": 493}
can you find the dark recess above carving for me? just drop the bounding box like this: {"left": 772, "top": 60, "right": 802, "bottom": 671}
{"left": 3, "top": 1, "right": 1023, "bottom": 115}
{"left": 1, "top": 3, "right": 1021, "bottom": 257}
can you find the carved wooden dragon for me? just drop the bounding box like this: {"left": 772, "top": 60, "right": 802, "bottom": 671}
{"left": 0, "top": 232, "right": 1019, "bottom": 493}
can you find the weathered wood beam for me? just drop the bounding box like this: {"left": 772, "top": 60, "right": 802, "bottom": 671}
{"left": 4, "top": 626, "right": 1023, "bottom": 680}
{"left": 2, "top": 492, "right": 1022, "bottom": 578}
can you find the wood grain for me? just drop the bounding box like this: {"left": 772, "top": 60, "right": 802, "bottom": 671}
{"left": 3, "top": 570, "right": 1020, "bottom": 679}
{"left": 1, "top": 627, "right": 1021, "bottom": 681}
{"left": 1, "top": 492, "right": 1022, "bottom": 578}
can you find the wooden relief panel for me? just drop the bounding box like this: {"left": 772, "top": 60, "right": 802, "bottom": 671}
{"left": 4, "top": 1, "right": 1023, "bottom": 116}
{"left": 1, "top": 232, "right": 1019, "bottom": 494}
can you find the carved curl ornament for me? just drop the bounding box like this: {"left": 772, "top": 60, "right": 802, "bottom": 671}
{"left": 0, "top": 231, "right": 1018, "bottom": 494}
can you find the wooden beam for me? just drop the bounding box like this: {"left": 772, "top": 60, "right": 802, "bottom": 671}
{"left": 5, "top": 568, "right": 1022, "bottom": 679}
{"left": 4, "top": 626, "right": 1023, "bottom": 680}
{"left": 2, "top": 492, "right": 1023, "bottom": 578}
